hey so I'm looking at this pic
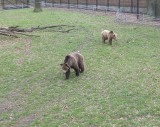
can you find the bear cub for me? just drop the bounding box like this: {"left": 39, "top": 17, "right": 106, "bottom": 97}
{"left": 60, "top": 52, "right": 84, "bottom": 79}
{"left": 101, "top": 30, "right": 117, "bottom": 46}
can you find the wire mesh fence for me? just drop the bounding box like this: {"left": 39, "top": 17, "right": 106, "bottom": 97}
{"left": 0, "top": 0, "right": 29, "bottom": 9}
{"left": 1, "top": 0, "right": 147, "bottom": 14}
{"left": 0, "top": 0, "right": 160, "bottom": 26}
{"left": 42, "top": 0, "right": 147, "bottom": 14}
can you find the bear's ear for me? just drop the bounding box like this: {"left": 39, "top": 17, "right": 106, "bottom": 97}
{"left": 110, "top": 31, "right": 113, "bottom": 33}
{"left": 65, "top": 55, "right": 70, "bottom": 60}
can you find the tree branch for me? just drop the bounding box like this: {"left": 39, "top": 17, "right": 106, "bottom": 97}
{"left": 0, "top": 25, "right": 76, "bottom": 38}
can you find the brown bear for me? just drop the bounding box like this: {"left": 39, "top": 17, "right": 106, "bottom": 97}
{"left": 60, "top": 52, "right": 84, "bottom": 79}
{"left": 101, "top": 30, "right": 117, "bottom": 46}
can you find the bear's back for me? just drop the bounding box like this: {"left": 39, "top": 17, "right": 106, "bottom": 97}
{"left": 69, "top": 52, "right": 83, "bottom": 61}
{"left": 101, "top": 30, "right": 110, "bottom": 37}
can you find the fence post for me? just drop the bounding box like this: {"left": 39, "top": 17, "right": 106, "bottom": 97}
{"left": 77, "top": 0, "right": 78, "bottom": 8}
{"left": 107, "top": 0, "right": 109, "bottom": 11}
{"left": 45, "top": 0, "right": 46, "bottom": 6}
{"left": 155, "top": 0, "right": 157, "bottom": 18}
{"left": 96, "top": 0, "right": 98, "bottom": 10}
{"left": 68, "top": 0, "right": 70, "bottom": 8}
{"left": 137, "top": 0, "right": 139, "bottom": 19}
{"left": 86, "top": 0, "right": 88, "bottom": 9}
{"left": 118, "top": 0, "right": 120, "bottom": 10}
{"left": 131, "top": 0, "right": 133, "bottom": 13}
{"left": 52, "top": 0, "right": 54, "bottom": 7}
{"left": 27, "top": 0, "right": 29, "bottom": 7}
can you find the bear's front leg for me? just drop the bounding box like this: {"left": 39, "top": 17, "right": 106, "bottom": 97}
{"left": 74, "top": 68, "right": 79, "bottom": 76}
{"left": 102, "top": 36, "right": 106, "bottom": 43}
{"left": 109, "top": 38, "right": 113, "bottom": 46}
{"left": 66, "top": 69, "right": 70, "bottom": 79}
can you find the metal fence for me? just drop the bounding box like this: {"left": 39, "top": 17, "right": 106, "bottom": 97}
{"left": 0, "top": 0, "right": 29, "bottom": 9}
{"left": 0, "top": 0, "right": 147, "bottom": 14}
{"left": 42, "top": 0, "right": 147, "bottom": 14}
{"left": 1, "top": 0, "right": 159, "bottom": 19}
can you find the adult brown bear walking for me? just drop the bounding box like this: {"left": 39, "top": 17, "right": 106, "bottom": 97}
{"left": 60, "top": 52, "right": 84, "bottom": 79}
{"left": 101, "top": 30, "right": 117, "bottom": 46}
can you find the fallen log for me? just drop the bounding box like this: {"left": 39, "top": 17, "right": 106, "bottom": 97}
{"left": 0, "top": 25, "right": 76, "bottom": 38}
{"left": 0, "top": 30, "right": 18, "bottom": 38}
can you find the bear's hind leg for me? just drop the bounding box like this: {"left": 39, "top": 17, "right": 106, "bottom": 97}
{"left": 79, "top": 63, "right": 84, "bottom": 73}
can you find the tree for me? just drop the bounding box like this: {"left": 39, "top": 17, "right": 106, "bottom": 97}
{"left": 147, "top": 0, "right": 160, "bottom": 18}
{"left": 34, "top": 0, "right": 42, "bottom": 12}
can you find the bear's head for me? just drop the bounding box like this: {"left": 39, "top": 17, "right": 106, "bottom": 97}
{"left": 109, "top": 31, "right": 117, "bottom": 41}
{"left": 60, "top": 63, "right": 70, "bottom": 72}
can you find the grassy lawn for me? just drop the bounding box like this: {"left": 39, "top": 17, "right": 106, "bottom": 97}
{"left": 0, "top": 8, "right": 160, "bottom": 126}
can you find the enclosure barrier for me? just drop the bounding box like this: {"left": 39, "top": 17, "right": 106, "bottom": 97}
{"left": 0, "top": 0, "right": 29, "bottom": 9}
{"left": 1, "top": 0, "right": 159, "bottom": 19}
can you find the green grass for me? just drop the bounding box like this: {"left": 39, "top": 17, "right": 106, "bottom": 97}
{"left": 0, "top": 8, "right": 160, "bottom": 127}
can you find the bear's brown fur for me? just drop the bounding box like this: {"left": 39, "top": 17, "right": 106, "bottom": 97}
{"left": 101, "top": 30, "right": 117, "bottom": 46}
{"left": 60, "top": 52, "right": 84, "bottom": 79}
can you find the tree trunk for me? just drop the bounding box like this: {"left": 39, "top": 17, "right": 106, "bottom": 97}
{"left": 147, "top": 0, "right": 160, "bottom": 18}
{"left": 34, "top": 0, "right": 42, "bottom": 12}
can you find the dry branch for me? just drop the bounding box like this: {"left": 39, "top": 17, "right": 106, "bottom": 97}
{"left": 53, "top": 28, "right": 77, "bottom": 33}
{"left": 31, "top": 25, "right": 75, "bottom": 31}
{"left": 0, "top": 30, "right": 18, "bottom": 38}
{"left": 0, "top": 25, "right": 76, "bottom": 38}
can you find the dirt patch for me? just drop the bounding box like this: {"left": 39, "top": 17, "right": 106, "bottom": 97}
{"left": 74, "top": 36, "right": 92, "bottom": 52}
{"left": 0, "top": 40, "right": 17, "bottom": 47}
{"left": 0, "top": 38, "right": 32, "bottom": 48}
{"left": 0, "top": 101, "right": 15, "bottom": 114}
{"left": 14, "top": 38, "right": 32, "bottom": 55}
{"left": 12, "top": 114, "right": 37, "bottom": 127}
